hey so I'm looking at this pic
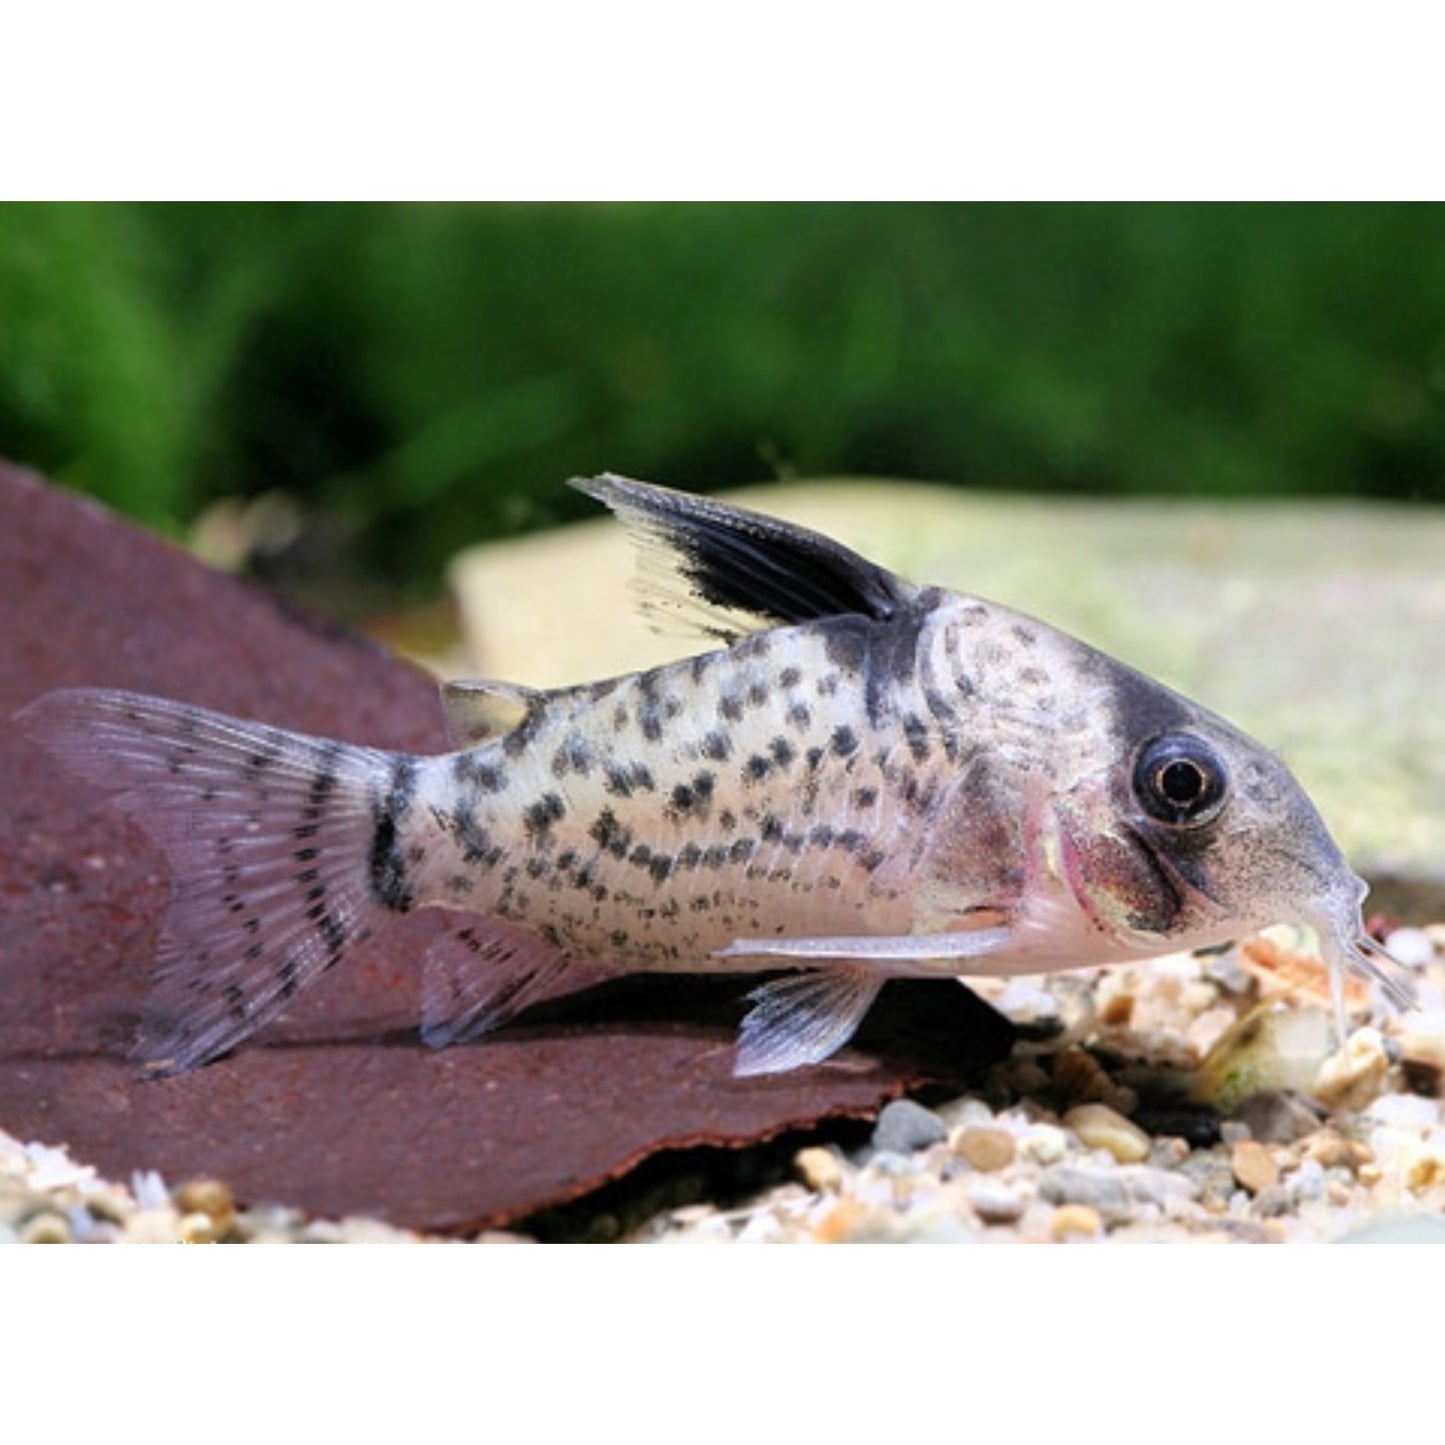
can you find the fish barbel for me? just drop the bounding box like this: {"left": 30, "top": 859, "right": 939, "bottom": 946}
{"left": 17, "top": 475, "right": 1413, "bottom": 1075}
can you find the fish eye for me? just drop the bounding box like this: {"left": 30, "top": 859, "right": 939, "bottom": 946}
{"left": 1133, "top": 734, "right": 1229, "bottom": 826}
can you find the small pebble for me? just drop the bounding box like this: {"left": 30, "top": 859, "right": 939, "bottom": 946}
{"left": 812, "top": 1200, "right": 869, "bottom": 1244}
{"left": 1230, "top": 1139, "right": 1281, "bottom": 1194}
{"left": 1368, "top": 1092, "right": 1441, "bottom": 1131}
{"left": 178, "top": 1211, "right": 220, "bottom": 1244}
{"left": 1383, "top": 928, "right": 1435, "bottom": 969}
{"left": 21, "top": 1210, "right": 71, "bottom": 1244}
{"left": 969, "top": 1182, "right": 1027, "bottom": 1224}
{"left": 1019, "top": 1123, "right": 1069, "bottom": 1166}
{"left": 1051, "top": 1204, "right": 1104, "bottom": 1241}
{"left": 1396, "top": 1012, "right": 1445, "bottom": 1071}
{"left": 1312, "top": 1028, "right": 1390, "bottom": 1112}
{"left": 1038, "top": 1165, "right": 1131, "bottom": 1221}
{"left": 1306, "top": 1132, "right": 1372, "bottom": 1174}
{"left": 1287, "top": 1158, "right": 1327, "bottom": 1203}
{"left": 123, "top": 1209, "right": 184, "bottom": 1243}
{"left": 1251, "top": 1183, "right": 1292, "bottom": 1217}
{"left": 1120, "top": 1165, "right": 1198, "bottom": 1213}
{"left": 175, "top": 1178, "right": 237, "bottom": 1232}
{"left": 795, "top": 1146, "right": 845, "bottom": 1192}
{"left": 872, "top": 1099, "right": 948, "bottom": 1154}
{"left": 1063, "top": 1103, "right": 1151, "bottom": 1163}
{"left": 1231, "top": 1089, "right": 1322, "bottom": 1144}
{"left": 955, "top": 1126, "right": 1016, "bottom": 1173}
{"left": 1404, "top": 1149, "right": 1445, "bottom": 1192}
{"left": 1052, "top": 1045, "right": 1115, "bottom": 1105}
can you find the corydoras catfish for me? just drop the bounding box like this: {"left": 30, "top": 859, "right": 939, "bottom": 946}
{"left": 17, "top": 475, "right": 1411, "bottom": 1076}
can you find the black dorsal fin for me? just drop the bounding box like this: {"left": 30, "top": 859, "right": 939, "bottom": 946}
{"left": 571, "top": 474, "right": 916, "bottom": 642}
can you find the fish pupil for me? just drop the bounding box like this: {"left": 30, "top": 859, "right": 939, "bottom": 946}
{"left": 1159, "top": 759, "right": 1206, "bottom": 805}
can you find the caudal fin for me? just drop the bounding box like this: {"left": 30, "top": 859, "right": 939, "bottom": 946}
{"left": 17, "top": 688, "right": 402, "bottom": 1073}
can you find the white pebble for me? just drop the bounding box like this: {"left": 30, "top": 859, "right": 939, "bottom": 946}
{"left": 23, "top": 1142, "right": 95, "bottom": 1192}
{"left": 1384, "top": 928, "right": 1436, "bottom": 969}
{"left": 1367, "top": 1092, "right": 1442, "bottom": 1133}
{"left": 130, "top": 1169, "right": 171, "bottom": 1210}
{"left": 1018, "top": 1123, "right": 1070, "bottom": 1165}
{"left": 969, "top": 1182, "right": 1027, "bottom": 1224}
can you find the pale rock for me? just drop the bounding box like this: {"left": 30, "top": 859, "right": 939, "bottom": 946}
{"left": 795, "top": 1146, "right": 845, "bottom": 1192}
{"left": 1231, "top": 1088, "right": 1323, "bottom": 1144}
{"left": 1063, "top": 1103, "right": 1151, "bottom": 1163}
{"left": 872, "top": 1098, "right": 948, "bottom": 1154}
{"left": 1311, "top": 1028, "right": 1391, "bottom": 1112}
{"left": 1193, "top": 1003, "right": 1335, "bottom": 1113}
{"left": 1050, "top": 1204, "right": 1104, "bottom": 1241}
{"left": 969, "top": 1182, "right": 1027, "bottom": 1224}
{"left": 1018, "top": 1123, "right": 1070, "bottom": 1166}
{"left": 1383, "top": 928, "right": 1436, "bottom": 968}
{"left": 1367, "top": 1092, "right": 1441, "bottom": 1132}
{"left": 1038, "top": 1166, "right": 1131, "bottom": 1222}
{"left": 954, "top": 1126, "right": 1016, "bottom": 1173}
{"left": 1230, "top": 1139, "right": 1281, "bottom": 1194}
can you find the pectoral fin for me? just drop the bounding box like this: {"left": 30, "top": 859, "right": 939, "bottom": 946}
{"left": 715, "top": 927, "right": 1016, "bottom": 967}
{"left": 735, "top": 967, "right": 885, "bottom": 1077}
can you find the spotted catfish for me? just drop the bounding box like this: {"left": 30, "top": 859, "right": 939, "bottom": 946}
{"left": 17, "top": 475, "right": 1411, "bottom": 1075}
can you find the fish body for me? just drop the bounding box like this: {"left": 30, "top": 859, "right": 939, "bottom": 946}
{"left": 17, "top": 475, "right": 1410, "bottom": 1075}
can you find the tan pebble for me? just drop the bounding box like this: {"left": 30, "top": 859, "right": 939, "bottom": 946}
{"left": 1098, "top": 991, "right": 1134, "bottom": 1027}
{"left": 21, "top": 1210, "right": 71, "bottom": 1243}
{"left": 123, "top": 1209, "right": 184, "bottom": 1243}
{"left": 1063, "top": 1102, "right": 1151, "bottom": 1163}
{"left": 1311, "top": 1028, "right": 1390, "bottom": 1112}
{"left": 1307, "top": 1133, "right": 1373, "bottom": 1174}
{"left": 1050, "top": 1204, "right": 1103, "bottom": 1241}
{"left": 1357, "top": 1162, "right": 1383, "bottom": 1186}
{"left": 174, "top": 1178, "right": 237, "bottom": 1230}
{"left": 1231, "top": 1138, "right": 1281, "bottom": 1194}
{"left": 177, "top": 1210, "right": 220, "bottom": 1244}
{"left": 1240, "top": 932, "right": 1369, "bottom": 1010}
{"left": 795, "top": 1146, "right": 844, "bottom": 1192}
{"left": 955, "top": 1126, "right": 1015, "bottom": 1173}
{"left": 812, "top": 1200, "right": 868, "bottom": 1244}
{"left": 1404, "top": 1150, "right": 1445, "bottom": 1192}
{"left": 1185, "top": 1005, "right": 1240, "bottom": 1060}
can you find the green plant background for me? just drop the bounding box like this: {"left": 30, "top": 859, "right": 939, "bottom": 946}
{"left": 4, "top": 203, "right": 1442, "bottom": 599}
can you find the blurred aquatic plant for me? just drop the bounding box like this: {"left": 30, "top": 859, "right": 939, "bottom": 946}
{"left": 2, "top": 202, "right": 1443, "bottom": 595}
